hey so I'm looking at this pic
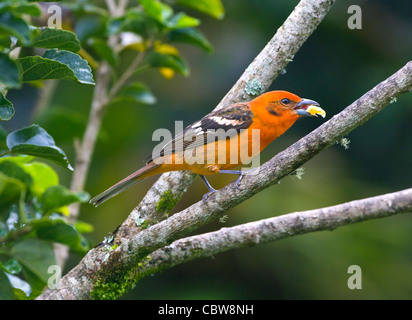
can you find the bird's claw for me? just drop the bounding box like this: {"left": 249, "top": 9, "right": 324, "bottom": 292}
{"left": 199, "top": 175, "right": 217, "bottom": 204}
{"left": 202, "top": 189, "right": 216, "bottom": 204}
{"left": 231, "top": 174, "right": 244, "bottom": 191}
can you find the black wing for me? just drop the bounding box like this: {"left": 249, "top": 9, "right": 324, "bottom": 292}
{"left": 147, "top": 103, "right": 253, "bottom": 163}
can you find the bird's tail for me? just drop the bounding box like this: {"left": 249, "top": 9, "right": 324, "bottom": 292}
{"left": 89, "top": 161, "right": 161, "bottom": 207}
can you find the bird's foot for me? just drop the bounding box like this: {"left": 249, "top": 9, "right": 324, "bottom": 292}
{"left": 199, "top": 175, "right": 217, "bottom": 204}
{"left": 202, "top": 189, "right": 217, "bottom": 204}
{"left": 233, "top": 174, "right": 244, "bottom": 190}
{"left": 219, "top": 169, "right": 246, "bottom": 191}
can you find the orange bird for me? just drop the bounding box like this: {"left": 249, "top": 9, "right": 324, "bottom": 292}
{"left": 90, "top": 91, "right": 325, "bottom": 206}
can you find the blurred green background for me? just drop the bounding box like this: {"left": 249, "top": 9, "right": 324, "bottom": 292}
{"left": 5, "top": 0, "right": 412, "bottom": 299}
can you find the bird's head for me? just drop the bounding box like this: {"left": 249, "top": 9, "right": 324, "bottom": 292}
{"left": 252, "top": 90, "right": 326, "bottom": 119}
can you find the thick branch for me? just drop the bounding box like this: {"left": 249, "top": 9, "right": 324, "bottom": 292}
{"left": 140, "top": 188, "right": 412, "bottom": 277}
{"left": 37, "top": 60, "right": 412, "bottom": 300}
{"left": 108, "top": 61, "right": 412, "bottom": 268}
{"left": 115, "top": 0, "right": 337, "bottom": 242}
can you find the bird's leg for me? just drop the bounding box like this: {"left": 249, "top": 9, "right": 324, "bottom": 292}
{"left": 219, "top": 169, "right": 244, "bottom": 190}
{"left": 199, "top": 175, "right": 217, "bottom": 203}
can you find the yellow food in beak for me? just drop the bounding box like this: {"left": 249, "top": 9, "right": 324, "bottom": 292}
{"left": 306, "top": 105, "right": 326, "bottom": 118}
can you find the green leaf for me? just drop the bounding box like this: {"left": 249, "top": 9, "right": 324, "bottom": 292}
{"left": 19, "top": 266, "right": 45, "bottom": 296}
{"left": 0, "top": 157, "right": 36, "bottom": 213}
{"left": 22, "top": 162, "right": 59, "bottom": 197}
{"left": 10, "top": 238, "right": 55, "bottom": 286}
{"left": 0, "top": 259, "right": 22, "bottom": 275}
{"left": 42, "top": 49, "right": 95, "bottom": 84}
{"left": 0, "top": 1, "right": 40, "bottom": 18}
{"left": 0, "top": 52, "right": 20, "bottom": 91}
{"left": 166, "top": 12, "right": 200, "bottom": 29}
{"left": 36, "top": 219, "right": 89, "bottom": 252}
{"left": 74, "top": 15, "right": 107, "bottom": 43}
{"left": 0, "top": 171, "right": 25, "bottom": 213}
{"left": 139, "top": 0, "right": 173, "bottom": 24}
{"left": 6, "top": 124, "right": 73, "bottom": 170}
{"left": 0, "top": 12, "right": 31, "bottom": 45}
{"left": 0, "top": 34, "right": 11, "bottom": 50}
{"left": 177, "top": 0, "right": 225, "bottom": 19}
{"left": 108, "top": 11, "right": 160, "bottom": 38}
{"left": 0, "top": 270, "right": 14, "bottom": 300}
{"left": 64, "top": 2, "right": 108, "bottom": 17}
{"left": 0, "top": 3, "right": 12, "bottom": 13}
{"left": 17, "top": 49, "right": 95, "bottom": 85}
{"left": 41, "top": 185, "right": 89, "bottom": 215}
{"left": 13, "top": 288, "right": 31, "bottom": 300}
{"left": 116, "top": 83, "right": 157, "bottom": 105}
{"left": 14, "top": 4, "right": 42, "bottom": 17}
{"left": 168, "top": 27, "right": 212, "bottom": 53}
{"left": 75, "top": 220, "right": 94, "bottom": 234}
{"left": 0, "top": 156, "right": 58, "bottom": 197}
{"left": 0, "top": 155, "right": 34, "bottom": 165}
{"left": 0, "top": 93, "right": 14, "bottom": 121}
{"left": 30, "top": 28, "right": 81, "bottom": 53}
{"left": 0, "top": 159, "right": 33, "bottom": 186}
{"left": 0, "top": 125, "right": 7, "bottom": 151}
{"left": 134, "top": 2, "right": 200, "bottom": 30}
{"left": 147, "top": 51, "right": 189, "bottom": 76}
{"left": 0, "top": 221, "right": 6, "bottom": 238}
{"left": 88, "top": 37, "right": 118, "bottom": 66}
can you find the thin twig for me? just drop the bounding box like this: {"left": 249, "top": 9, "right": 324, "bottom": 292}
{"left": 105, "top": 0, "right": 117, "bottom": 15}
{"left": 117, "top": 0, "right": 128, "bottom": 16}
{"left": 69, "top": 61, "right": 111, "bottom": 219}
{"left": 108, "top": 51, "right": 146, "bottom": 98}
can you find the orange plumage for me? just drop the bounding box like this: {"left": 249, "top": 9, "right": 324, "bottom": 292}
{"left": 90, "top": 90, "right": 325, "bottom": 206}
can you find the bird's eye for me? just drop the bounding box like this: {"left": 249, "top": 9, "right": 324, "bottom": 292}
{"left": 281, "top": 98, "right": 290, "bottom": 105}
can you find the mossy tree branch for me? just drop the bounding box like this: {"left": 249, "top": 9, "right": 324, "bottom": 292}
{"left": 135, "top": 188, "right": 412, "bottom": 280}
{"left": 37, "top": 59, "right": 412, "bottom": 300}
{"left": 98, "top": 60, "right": 412, "bottom": 275}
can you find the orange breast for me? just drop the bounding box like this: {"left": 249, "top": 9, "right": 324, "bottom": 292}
{"left": 152, "top": 111, "right": 298, "bottom": 175}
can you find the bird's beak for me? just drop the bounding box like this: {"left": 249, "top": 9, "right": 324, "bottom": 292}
{"left": 295, "top": 99, "right": 326, "bottom": 118}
